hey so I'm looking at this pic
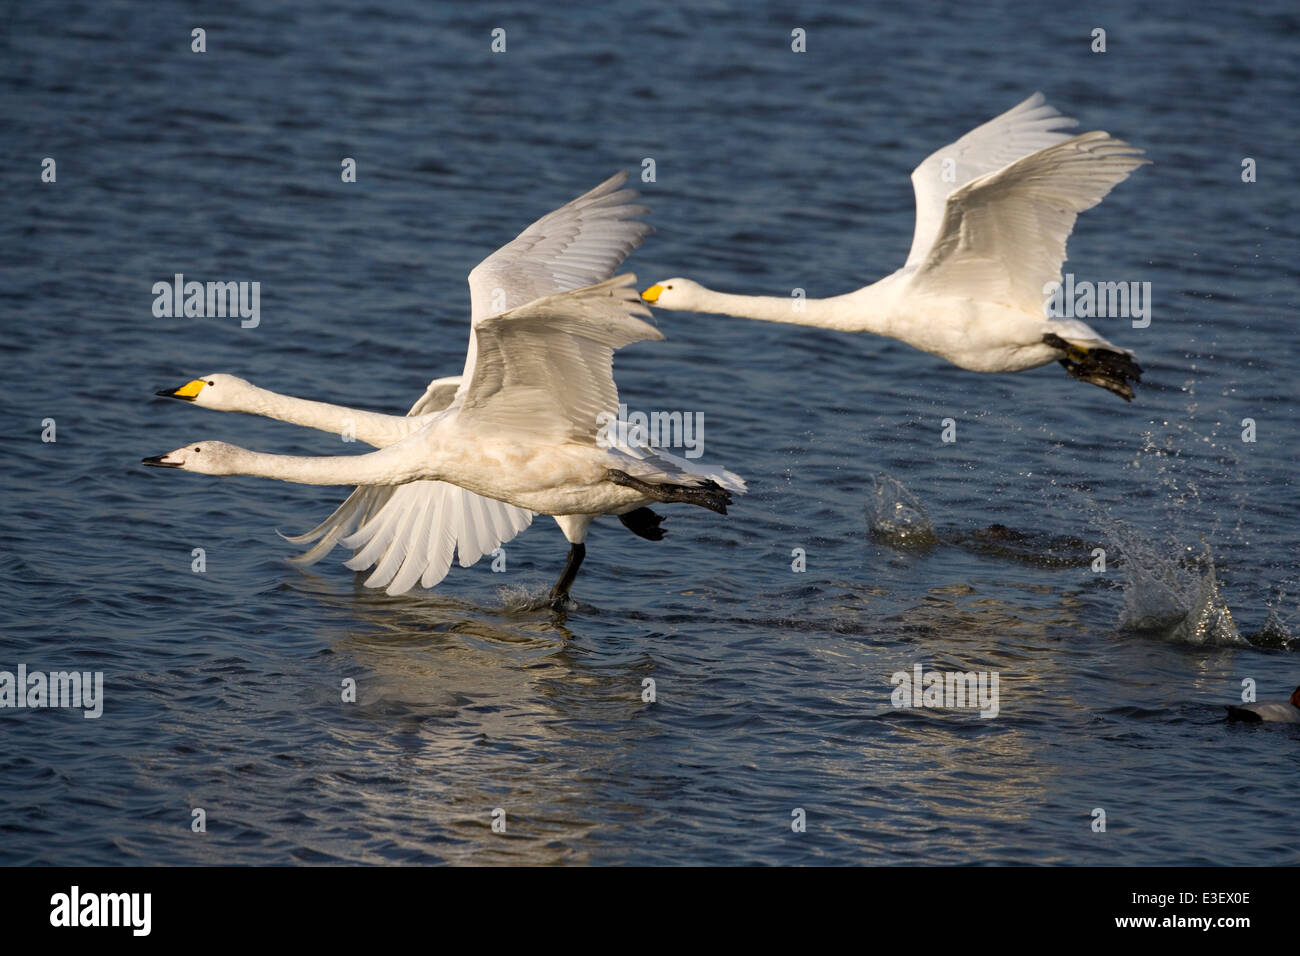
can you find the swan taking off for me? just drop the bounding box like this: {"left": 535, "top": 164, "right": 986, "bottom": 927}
{"left": 152, "top": 173, "right": 696, "bottom": 598}
{"left": 1225, "top": 685, "right": 1300, "bottom": 724}
{"left": 145, "top": 276, "right": 745, "bottom": 607}
{"left": 642, "top": 93, "right": 1150, "bottom": 400}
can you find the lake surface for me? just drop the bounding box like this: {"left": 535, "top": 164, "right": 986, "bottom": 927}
{"left": 1, "top": 0, "right": 1297, "bottom": 865}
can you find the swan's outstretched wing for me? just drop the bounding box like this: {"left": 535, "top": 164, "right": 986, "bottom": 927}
{"left": 458, "top": 275, "right": 661, "bottom": 444}
{"left": 904, "top": 92, "right": 1079, "bottom": 269}
{"left": 282, "top": 485, "right": 393, "bottom": 563}
{"left": 466, "top": 171, "right": 652, "bottom": 322}
{"left": 905, "top": 131, "right": 1148, "bottom": 314}
{"left": 454, "top": 173, "right": 652, "bottom": 410}
{"left": 285, "top": 475, "right": 535, "bottom": 594}
{"left": 341, "top": 480, "right": 534, "bottom": 594}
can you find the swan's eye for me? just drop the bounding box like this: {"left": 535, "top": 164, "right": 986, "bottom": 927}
{"left": 206, "top": 380, "right": 215, "bottom": 386}
{"left": 194, "top": 447, "right": 201, "bottom": 453}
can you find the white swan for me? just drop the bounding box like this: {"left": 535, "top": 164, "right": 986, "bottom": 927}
{"left": 1225, "top": 686, "right": 1300, "bottom": 724}
{"left": 642, "top": 93, "right": 1150, "bottom": 400}
{"left": 145, "top": 276, "right": 746, "bottom": 606}
{"left": 152, "top": 172, "right": 655, "bottom": 595}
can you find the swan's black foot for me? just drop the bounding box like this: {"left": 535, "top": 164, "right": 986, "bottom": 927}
{"left": 606, "top": 470, "right": 732, "bottom": 515}
{"left": 548, "top": 542, "right": 586, "bottom": 609}
{"left": 1043, "top": 332, "right": 1142, "bottom": 402}
{"left": 618, "top": 507, "right": 667, "bottom": 541}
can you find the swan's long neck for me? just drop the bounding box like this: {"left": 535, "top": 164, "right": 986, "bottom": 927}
{"left": 227, "top": 440, "right": 432, "bottom": 486}
{"left": 686, "top": 281, "right": 895, "bottom": 336}
{"left": 241, "top": 384, "right": 416, "bottom": 448}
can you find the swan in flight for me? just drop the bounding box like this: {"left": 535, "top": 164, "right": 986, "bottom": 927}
{"left": 642, "top": 93, "right": 1150, "bottom": 400}
{"left": 154, "top": 172, "right": 664, "bottom": 596}
{"left": 145, "top": 276, "right": 745, "bottom": 607}
{"left": 1225, "top": 685, "right": 1300, "bottom": 724}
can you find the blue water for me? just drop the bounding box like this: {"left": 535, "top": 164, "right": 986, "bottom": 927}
{"left": 2, "top": 0, "right": 1298, "bottom": 865}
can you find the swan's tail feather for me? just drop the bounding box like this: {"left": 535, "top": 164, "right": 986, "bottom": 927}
{"left": 1043, "top": 332, "right": 1142, "bottom": 402}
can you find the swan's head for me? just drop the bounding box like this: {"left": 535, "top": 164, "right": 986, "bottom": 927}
{"left": 641, "top": 278, "right": 707, "bottom": 311}
{"left": 142, "top": 440, "right": 249, "bottom": 475}
{"left": 155, "top": 373, "right": 254, "bottom": 411}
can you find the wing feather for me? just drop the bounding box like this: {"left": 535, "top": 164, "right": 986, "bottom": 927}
{"left": 457, "top": 275, "right": 662, "bottom": 444}
{"left": 907, "top": 131, "right": 1148, "bottom": 313}
{"left": 905, "top": 92, "right": 1079, "bottom": 269}
{"left": 466, "top": 171, "right": 652, "bottom": 321}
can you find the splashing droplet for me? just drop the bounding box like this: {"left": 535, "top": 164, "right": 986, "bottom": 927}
{"left": 867, "top": 474, "right": 937, "bottom": 551}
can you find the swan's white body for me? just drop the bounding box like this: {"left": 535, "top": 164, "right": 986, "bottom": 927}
{"left": 643, "top": 94, "right": 1149, "bottom": 397}
{"left": 1226, "top": 686, "right": 1300, "bottom": 724}
{"left": 148, "top": 174, "right": 744, "bottom": 601}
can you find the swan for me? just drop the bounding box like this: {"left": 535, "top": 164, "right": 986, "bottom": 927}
{"left": 642, "top": 93, "right": 1150, "bottom": 400}
{"left": 152, "top": 172, "right": 656, "bottom": 595}
{"left": 144, "top": 276, "right": 746, "bottom": 607}
{"left": 1225, "top": 686, "right": 1300, "bottom": 724}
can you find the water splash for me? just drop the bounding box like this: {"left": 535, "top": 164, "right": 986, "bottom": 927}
{"left": 867, "top": 474, "right": 937, "bottom": 551}
{"left": 498, "top": 584, "right": 556, "bottom": 614}
{"left": 1112, "top": 530, "right": 1245, "bottom": 646}
{"left": 1247, "top": 600, "right": 1296, "bottom": 650}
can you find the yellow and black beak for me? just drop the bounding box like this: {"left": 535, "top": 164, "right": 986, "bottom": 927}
{"left": 156, "top": 379, "right": 206, "bottom": 402}
{"left": 641, "top": 284, "right": 664, "bottom": 304}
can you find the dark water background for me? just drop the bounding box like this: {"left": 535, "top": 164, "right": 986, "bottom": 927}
{"left": 1, "top": 0, "right": 1297, "bottom": 864}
